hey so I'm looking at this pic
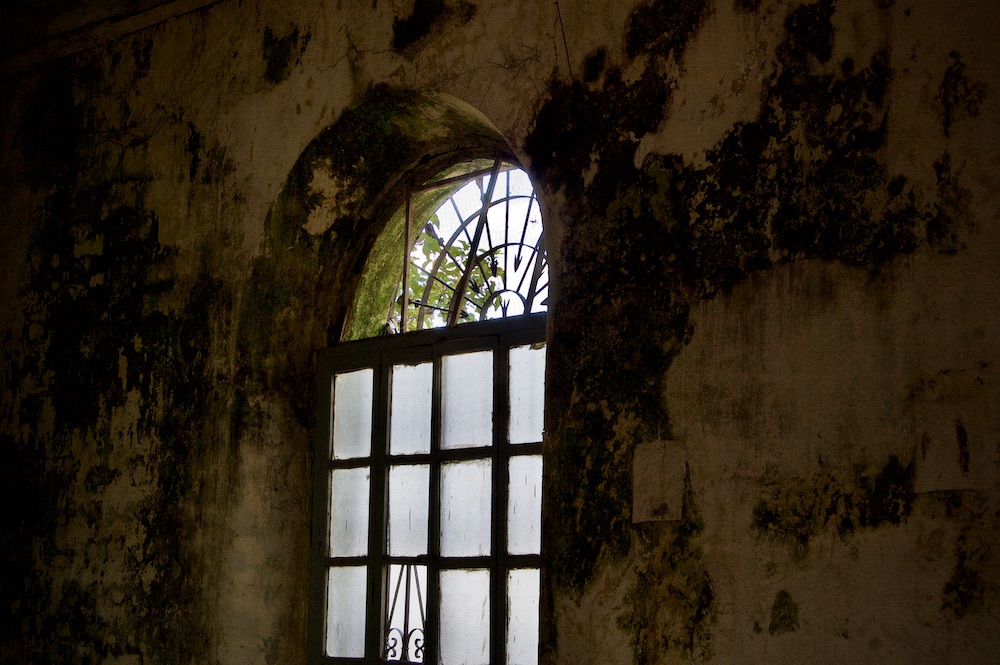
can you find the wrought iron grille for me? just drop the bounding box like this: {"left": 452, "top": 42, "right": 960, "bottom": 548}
{"left": 390, "top": 156, "right": 548, "bottom": 333}
{"left": 383, "top": 564, "right": 426, "bottom": 663}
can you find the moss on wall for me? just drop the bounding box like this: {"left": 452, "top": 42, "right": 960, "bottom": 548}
{"left": 267, "top": 88, "right": 511, "bottom": 343}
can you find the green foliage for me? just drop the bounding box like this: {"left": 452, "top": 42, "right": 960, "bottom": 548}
{"left": 401, "top": 208, "right": 507, "bottom": 331}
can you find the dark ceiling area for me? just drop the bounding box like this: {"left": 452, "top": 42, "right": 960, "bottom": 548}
{"left": 1, "top": 0, "right": 220, "bottom": 76}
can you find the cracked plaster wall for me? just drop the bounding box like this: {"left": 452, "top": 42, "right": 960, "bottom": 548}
{"left": 1, "top": 0, "right": 998, "bottom": 663}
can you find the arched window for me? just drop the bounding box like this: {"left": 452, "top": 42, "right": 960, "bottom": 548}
{"left": 310, "top": 155, "right": 547, "bottom": 665}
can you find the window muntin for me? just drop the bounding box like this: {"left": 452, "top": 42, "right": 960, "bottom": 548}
{"left": 312, "top": 317, "right": 546, "bottom": 665}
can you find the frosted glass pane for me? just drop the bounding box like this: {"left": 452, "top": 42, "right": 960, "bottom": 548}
{"left": 442, "top": 351, "right": 493, "bottom": 449}
{"left": 440, "top": 460, "right": 491, "bottom": 556}
{"left": 440, "top": 569, "right": 490, "bottom": 665}
{"left": 332, "top": 369, "right": 373, "bottom": 459}
{"left": 326, "top": 566, "right": 367, "bottom": 657}
{"left": 390, "top": 363, "right": 432, "bottom": 455}
{"left": 507, "top": 569, "right": 540, "bottom": 665}
{"left": 509, "top": 345, "right": 545, "bottom": 444}
{"left": 507, "top": 456, "right": 542, "bottom": 555}
{"left": 388, "top": 465, "right": 429, "bottom": 556}
{"left": 329, "top": 468, "right": 370, "bottom": 557}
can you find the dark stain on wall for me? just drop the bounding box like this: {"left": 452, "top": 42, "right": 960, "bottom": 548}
{"left": 186, "top": 122, "right": 202, "bottom": 182}
{"left": 529, "top": 0, "right": 977, "bottom": 657}
{"left": 927, "top": 151, "right": 973, "bottom": 253}
{"left": 234, "top": 213, "right": 334, "bottom": 432}
{"left": 769, "top": 590, "right": 800, "bottom": 635}
{"left": 18, "top": 64, "right": 80, "bottom": 187}
{"left": 626, "top": 0, "right": 708, "bottom": 59}
{"left": 9, "top": 188, "right": 217, "bottom": 661}
{"left": 582, "top": 48, "right": 607, "bottom": 84}
{"left": 955, "top": 419, "right": 970, "bottom": 475}
{"left": 530, "top": 0, "right": 924, "bottom": 598}
{"left": 392, "top": 0, "right": 477, "bottom": 56}
{"left": 2, "top": 54, "right": 230, "bottom": 662}
{"left": 131, "top": 35, "right": 154, "bottom": 82}
{"left": 262, "top": 24, "right": 311, "bottom": 84}
{"left": 938, "top": 51, "right": 986, "bottom": 139}
{"left": 752, "top": 455, "right": 916, "bottom": 554}
{"left": 620, "top": 468, "right": 716, "bottom": 663}
{"left": 942, "top": 528, "right": 987, "bottom": 617}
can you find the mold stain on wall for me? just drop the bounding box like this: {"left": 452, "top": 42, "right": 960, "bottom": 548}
{"left": 262, "top": 24, "right": 311, "bottom": 85}
{"left": 2, "top": 0, "right": 997, "bottom": 662}
{"left": 751, "top": 455, "right": 916, "bottom": 556}
{"left": 940, "top": 499, "right": 991, "bottom": 619}
{"left": 0, "top": 34, "right": 262, "bottom": 658}
{"left": 527, "top": 0, "right": 985, "bottom": 659}
{"left": 768, "top": 589, "right": 800, "bottom": 635}
{"left": 4, "top": 60, "right": 217, "bottom": 661}
{"left": 392, "top": 0, "right": 478, "bottom": 57}
{"left": 619, "top": 468, "right": 716, "bottom": 664}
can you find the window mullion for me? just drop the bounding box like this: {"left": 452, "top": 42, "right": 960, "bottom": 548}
{"left": 492, "top": 337, "right": 509, "bottom": 665}
{"left": 367, "top": 355, "right": 390, "bottom": 662}
{"left": 426, "top": 348, "right": 443, "bottom": 665}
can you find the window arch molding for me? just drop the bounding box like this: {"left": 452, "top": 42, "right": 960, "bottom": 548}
{"left": 270, "top": 87, "right": 522, "bottom": 345}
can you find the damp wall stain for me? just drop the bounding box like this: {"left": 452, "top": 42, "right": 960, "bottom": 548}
{"left": 751, "top": 455, "right": 916, "bottom": 555}
{"left": 392, "top": 0, "right": 477, "bottom": 56}
{"left": 4, "top": 49, "right": 251, "bottom": 663}
{"left": 938, "top": 51, "right": 986, "bottom": 139}
{"left": 262, "top": 24, "right": 311, "bottom": 85}
{"left": 769, "top": 590, "right": 800, "bottom": 635}
{"left": 527, "top": 0, "right": 992, "bottom": 660}
{"left": 4, "top": 78, "right": 217, "bottom": 660}
{"left": 1, "top": 0, "right": 998, "bottom": 663}
{"left": 618, "top": 468, "right": 716, "bottom": 664}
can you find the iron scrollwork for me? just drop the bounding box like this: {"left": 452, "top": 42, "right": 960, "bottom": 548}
{"left": 383, "top": 564, "right": 426, "bottom": 663}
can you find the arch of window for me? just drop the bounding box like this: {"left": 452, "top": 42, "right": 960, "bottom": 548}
{"left": 311, "top": 156, "right": 547, "bottom": 665}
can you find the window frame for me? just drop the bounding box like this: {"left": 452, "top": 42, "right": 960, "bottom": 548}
{"left": 309, "top": 312, "right": 547, "bottom": 665}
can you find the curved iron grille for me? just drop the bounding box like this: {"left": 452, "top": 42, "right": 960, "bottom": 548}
{"left": 390, "top": 157, "right": 548, "bottom": 333}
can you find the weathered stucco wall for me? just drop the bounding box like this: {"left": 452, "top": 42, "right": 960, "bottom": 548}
{"left": 1, "top": 0, "right": 997, "bottom": 663}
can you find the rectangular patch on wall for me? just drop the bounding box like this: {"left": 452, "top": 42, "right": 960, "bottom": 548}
{"left": 632, "top": 440, "right": 685, "bottom": 522}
